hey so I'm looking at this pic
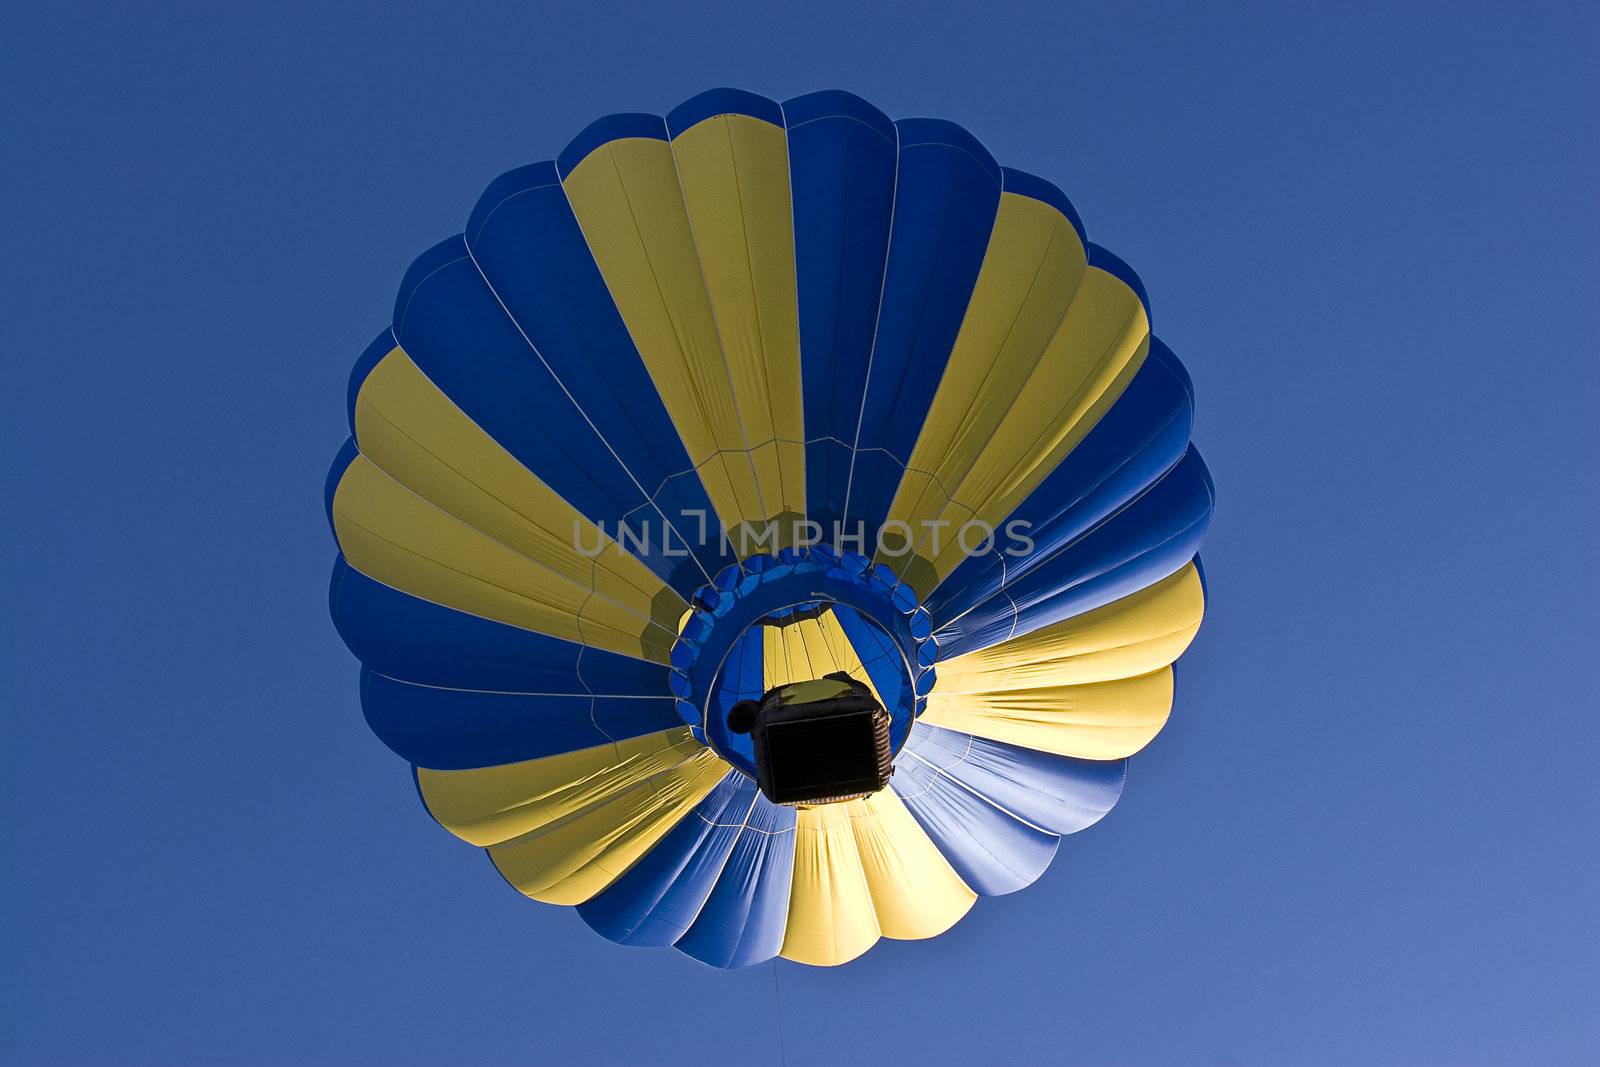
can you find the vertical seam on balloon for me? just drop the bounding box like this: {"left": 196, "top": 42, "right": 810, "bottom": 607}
{"left": 397, "top": 244, "right": 717, "bottom": 610}
{"left": 931, "top": 441, "right": 1195, "bottom": 640}
{"left": 998, "top": 551, "right": 1015, "bottom": 642}
{"left": 839, "top": 117, "right": 902, "bottom": 530}
{"left": 996, "top": 293, "right": 1146, "bottom": 500}
{"left": 348, "top": 378, "right": 676, "bottom": 652}
{"left": 333, "top": 463, "right": 674, "bottom": 660}
{"left": 665, "top": 124, "right": 771, "bottom": 542}
{"left": 351, "top": 395, "right": 670, "bottom": 623}
{"left": 596, "top": 147, "right": 749, "bottom": 549}
{"left": 487, "top": 744, "right": 713, "bottom": 855}
{"left": 724, "top": 114, "right": 789, "bottom": 516}
{"left": 337, "top": 563, "right": 676, "bottom": 695}
{"left": 574, "top": 642, "right": 610, "bottom": 750}
{"left": 928, "top": 221, "right": 1083, "bottom": 565}
{"left": 947, "top": 596, "right": 1202, "bottom": 678}
{"left": 919, "top": 727, "right": 1123, "bottom": 834}
{"left": 895, "top": 723, "right": 974, "bottom": 785}
{"left": 696, "top": 778, "right": 762, "bottom": 831}
{"left": 947, "top": 505, "right": 1210, "bottom": 657}
{"left": 1000, "top": 463, "right": 1206, "bottom": 604}
{"left": 546, "top": 150, "right": 743, "bottom": 585}
{"left": 461, "top": 239, "right": 716, "bottom": 590}
{"left": 903, "top": 745, "right": 1062, "bottom": 840}
{"left": 893, "top": 766, "right": 1036, "bottom": 891}
{"left": 919, "top": 383, "right": 1189, "bottom": 618}
{"left": 815, "top": 611, "right": 870, "bottom": 696}
{"left": 776, "top": 95, "right": 806, "bottom": 525}
{"left": 895, "top": 205, "right": 1056, "bottom": 566}
{"left": 366, "top": 671, "right": 673, "bottom": 699}
{"left": 617, "top": 770, "right": 741, "bottom": 940}
{"left": 861, "top": 159, "right": 988, "bottom": 607}
{"left": 928, "top": 429, "right": 1190, "bottom": 637}
{"left": 674, "top": 788, "right": 772, "bottom": 967}
{"left": 666, "top": 780, "right": 762, "bottom": 953}
{"left": 793, "top": 618, "right": 814, "bottom": 682}
{"left": 457, "top": 235, "right": 685, "bottom": 748}
{"left": 466, "top": 177, "right": 734, "bottom": 586}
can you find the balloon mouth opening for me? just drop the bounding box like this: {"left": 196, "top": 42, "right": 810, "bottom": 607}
{"left": 667, "top": 548, "right": 936, "bottom": 787}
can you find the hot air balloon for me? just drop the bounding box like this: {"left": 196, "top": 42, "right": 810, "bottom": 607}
{"left": 325, "top": 88, "right": 1213, "bottom": 968}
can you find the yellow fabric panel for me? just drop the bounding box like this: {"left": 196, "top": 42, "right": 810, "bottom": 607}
{"left": 935, "top": 564, "right": 1204, "bottom": 690}
{"left": 921, "top": 666, "right": 1174, "bottom": 759}
{"left": 331, "top": 456, "right": 671, "bottom": 662}
{"left": 781, "top": 803, "right": 880, "bottom": 966}
{"left": 760, "top": 609, "right": 885, "bottom": 706}
{"left": 486, "top": 745, "right": 728, "bottom": 905}
{"left": 416, "top": 728, "right": 700, "bottom": 847}
{"left": 883, "top": 193, "right": 1086, "bottom": 572}
{"left": 848, "top": 790, "right": 976, "bottom": 941}
{"left": 891, "top": 266, "right": 1150, "bottom": 596}
{"left": 352, "top": 348, "right": 683, "bottom": 639}
{"left": 782, "top": 791, "right": 976, "bottom": 964}
{"left": 671, "top": 115, "right": 805, "bottom": 524}
{"left": 562, "top": 137, "right": 765, "bottom": 533}
{"left": 921, "top": 268, "right": 1150, "bottom": 589}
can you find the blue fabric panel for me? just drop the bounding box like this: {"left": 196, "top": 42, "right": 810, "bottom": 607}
{"left": 329, "top": 557, "right": 664, "bottom": 696}
{"left": 360, "top": 667, "right": 681, "bottom": 771}
{"left": 324, "top": 438, "right": 359, "bottom": 538}
{"left": 784, "top": 90, "right": 899, "bottom": 534}
{"left": 723, "top": 627, "right": 766, "bottom": 703}
{"left": 905, "top": 723, "right": 1126, "bottom": 835}
{"left": 465, "top": 162, "right": 730, "bottom": 591}
{"left": 935, "top": 447, "right": 1214, "bottom": 658}
{"left": 893, "top": 754, "right": 1059, "bottom": 897}
{"left": 578, "top": 772, "right": 757, "bottom": 946}
{"left": 667, "top": 87, "right": 784, "bottom": 134}
{"left": 556, "top": 113, "right": 668, "bottom": 179}
{"left": 674, "top": 795, "right": 798, "bottom": 968}
{"left": 390, "top": 237, "right": 706, "bottom": 590}
{"left": 843, "top": 118, "right": 1002, "bottom": 546}
{"left": 781, "top": 88, "right": 896, "bottom": 145}
{"left": 707, "top": 628, "right": 765, "bottom": 764}
{"left": 926, "top": 339, "right": 1195, "bottom": 622}
{"left": 832, "top": 604, "right": 910, "bottom": 717}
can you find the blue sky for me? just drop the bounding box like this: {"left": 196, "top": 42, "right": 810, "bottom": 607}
{"left": 4, "top": 2, "right": 1597, "bottom": 1063}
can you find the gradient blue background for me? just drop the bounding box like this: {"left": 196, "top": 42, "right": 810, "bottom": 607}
{"left": 5, "top": 3, "right": 1596, "bottom": 1063}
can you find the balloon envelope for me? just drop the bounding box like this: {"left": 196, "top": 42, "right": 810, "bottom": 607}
{"left": 326, "top": 87, "right": 1213, "bottom": 967}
